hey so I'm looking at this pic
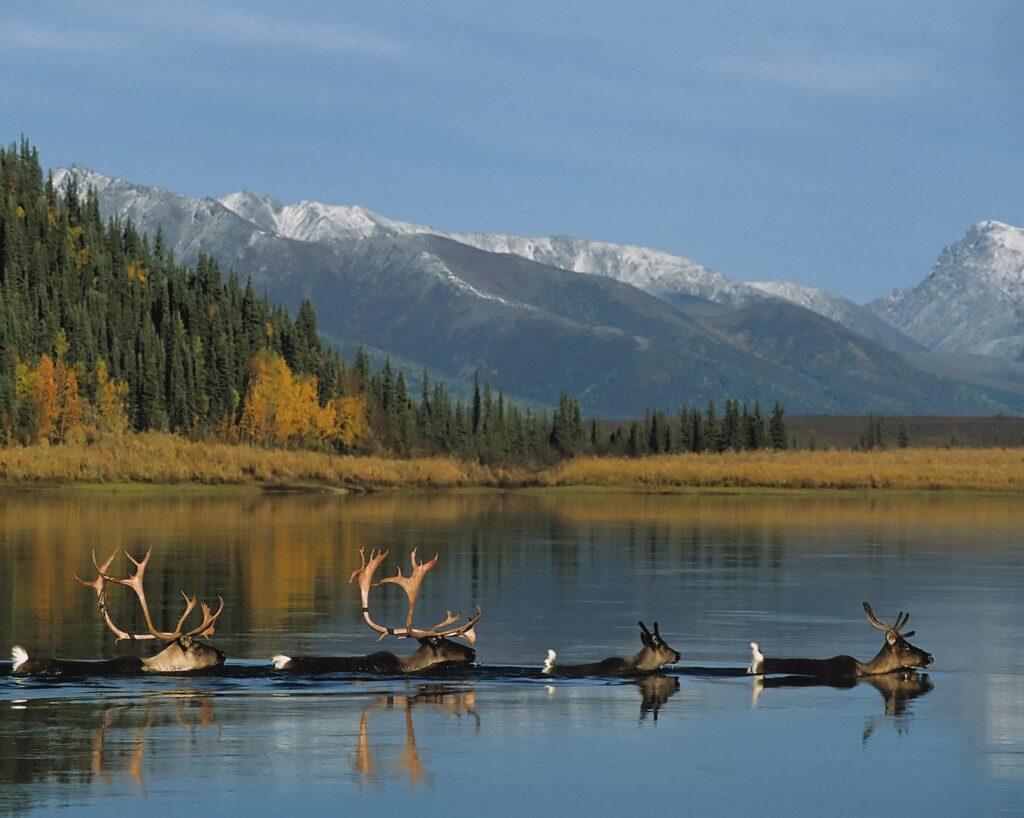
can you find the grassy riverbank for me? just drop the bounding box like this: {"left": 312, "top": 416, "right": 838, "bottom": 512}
{"left": 1, "top": 432, "right": 1023, "bottom": 492}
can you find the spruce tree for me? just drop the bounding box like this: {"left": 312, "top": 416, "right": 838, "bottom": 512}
{"left": 769, "top": 402, "right": 787, "bottom": 450}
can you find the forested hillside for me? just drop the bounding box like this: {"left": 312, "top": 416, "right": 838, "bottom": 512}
{"left": 1, "top": 141, "right": 342, "bottom": 444}
{"left": 0, "top": 140, "right": 785, "bottom": 464}
{"left": 0, "top": 140, "right": 564, "bottom": 461}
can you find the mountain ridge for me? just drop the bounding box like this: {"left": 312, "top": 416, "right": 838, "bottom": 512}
{"left": 50, "top": 166, "right": 1024, "bottom": 416}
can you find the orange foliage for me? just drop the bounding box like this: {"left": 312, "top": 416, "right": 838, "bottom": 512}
{"left": 33, "top": 354, "right": 59, "bottom": 443}
{"left": 127, "top": 258, "right": 148, "bottom": 283}
{"left": 11, "top": 339, "right": 121, "bottom": 444}
{"left": 57, "top": 366, "right": 83, "bottom": 441}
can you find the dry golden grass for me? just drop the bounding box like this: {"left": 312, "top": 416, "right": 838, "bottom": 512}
{"left": 1, "top": 433, "right": 1023, "bottom": 493}
{"left": 0, "top": 432, "right": 517, "bottom": 489}
{"left": 547, "top": 448, "right": 1024, "bottom": 493}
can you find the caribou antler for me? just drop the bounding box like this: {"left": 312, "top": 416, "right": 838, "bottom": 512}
{"left": 863, "top": 602, "right": 915, "bottom": 638}
{"left": 75, "top": 550, "right": 143, "bottom": 641}
{"left": 349, "top": 547, "right": 480, "bottom": 644}
{"left": 76, "top": 548, "right": 224, "bottom": 643}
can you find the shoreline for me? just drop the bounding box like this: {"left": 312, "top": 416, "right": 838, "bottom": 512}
{"left": 2, "top": 432, "right": 1023, "bottom": 494}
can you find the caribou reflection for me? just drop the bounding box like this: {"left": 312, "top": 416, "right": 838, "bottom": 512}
{"left": 90, "top": 694, "right": 218, "bottom": 789}
{"left": 752, "top": 670, "right": 933, "bottom": 720}
{"left": 0, "top": 692, "right": 217, "bottom": 794}
{"left": 635, "top": 674, "right": 680, "bottom": 722}
{"left": 352, "top": 684, "right": 479, "bottom": 790}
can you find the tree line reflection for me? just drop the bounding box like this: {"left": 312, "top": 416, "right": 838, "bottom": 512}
{"left": 2, "top": 491, "right": 1015, "bottom": 662}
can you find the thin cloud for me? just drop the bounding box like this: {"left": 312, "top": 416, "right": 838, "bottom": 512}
{"left": 0, "top": 21, "right": 126, "bottom": 53}
{"left": 129, "top": 4, "right": 408, "bottom": 58}
{"left": 1, "top": 6, "right": 407, "bottom": 59}
{"left": 707, "top": 49, "right": 927, "bottom": 94}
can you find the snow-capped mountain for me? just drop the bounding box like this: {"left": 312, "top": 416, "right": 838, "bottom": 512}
{"left": 749, "top": 280, "right": 922, "bottom": 352}
{"left": 49, "top": 165, "right": 1024, "bottom": 414}
{"left": 868, "top": 221, "right": 1024, "bottom": 358}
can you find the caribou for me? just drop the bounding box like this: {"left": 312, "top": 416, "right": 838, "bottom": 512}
{"left": 11, "top": 549, "right": 225, "bottom": 676}
{"left": 746, "top": 602, "right": 933, "bottom": 679}
{"left": 542, "top": 621, "right": 681, "bottom": 677}
{"left": 272, "top": 548, "right": 480, "bottom": 674}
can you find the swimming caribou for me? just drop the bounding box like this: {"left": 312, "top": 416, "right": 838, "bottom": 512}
{"left": 11, "top": 549, "right": 225, "bottom": 676}
{"left": 746, "top": 602, "right": 933, "bottom": 679}
{"left": 272, "top": 548, "right": 480, "bottom": 674}
{"left": 542, "top": 621, "right": 681, "bottom": 677}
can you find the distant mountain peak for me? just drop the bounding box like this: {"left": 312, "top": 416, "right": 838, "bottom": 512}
{"left": 868, "top": 220, "right": 1024, "bottom": 357}
{"left": 51, "top": 164, "right": 119, "bottom": 194}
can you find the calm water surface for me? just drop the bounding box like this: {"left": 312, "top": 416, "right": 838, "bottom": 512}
{"left": 1, "top": 490, "right": 1022, "bottom": 816}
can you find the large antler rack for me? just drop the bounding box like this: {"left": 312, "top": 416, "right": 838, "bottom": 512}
{"left": 863, "top": 601, "right": 915, "bottom": 639}
{"left": 349, "top": 548, "right": 480, "bottom": 644}
{"left": 75, "top": 548, "right": 224, "bottom": 643}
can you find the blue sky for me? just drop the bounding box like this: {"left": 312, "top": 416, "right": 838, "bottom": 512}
{"left": 2, "top": 1, "right": 1021, "bottom": 302}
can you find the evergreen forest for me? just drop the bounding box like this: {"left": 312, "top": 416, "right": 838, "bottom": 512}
{"left": 0, "top": 139, "right": 786, "bottom": 464}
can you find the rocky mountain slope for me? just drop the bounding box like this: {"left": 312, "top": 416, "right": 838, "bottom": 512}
{"left": 748, "top": 281, "right": 923, "bottom": 353}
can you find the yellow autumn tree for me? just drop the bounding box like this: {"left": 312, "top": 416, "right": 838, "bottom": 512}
{"left": 56, "top": 367, "right": 83, "bottom": 442}
{"left": 94, "top": 358, "right": 130, "bottom": 434}
{"left": 32, "top": 354, "right": 59, "bottom": 443}
{"left": 52, "top": 330, "right": 83, "bottom": 443}
{"left": 238, "top": 350, "right": 368, "bottom": 450}
{"left": 331, "top": 394, "right": 367, "bottom": 450}
{"left": 239, "top": 350, "right": 326, "bottom": 448}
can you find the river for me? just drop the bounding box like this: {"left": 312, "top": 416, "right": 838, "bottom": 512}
{"left": 1, "top": 490, "right": 1021, "bottom": 815}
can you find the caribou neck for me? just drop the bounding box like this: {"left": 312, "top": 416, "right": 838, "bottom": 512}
{"left": 629, "top": 646, "right": 664, "bottom": 673}
{"left": 855, "top": 643, "right": 911, "bottom": 677}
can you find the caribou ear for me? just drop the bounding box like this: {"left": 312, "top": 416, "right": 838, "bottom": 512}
{"left": 885, "top": 631, "right": 897, "bottom": 646}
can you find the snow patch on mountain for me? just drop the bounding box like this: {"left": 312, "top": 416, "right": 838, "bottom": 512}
{"left": 416, "top": 251, "right": 530, "bottom": 309}
{"left": 218, "top": 192, "right": 426, "bottom": 241}
{"left": 749, "top": 280, "right": 855, "bottom": 315}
